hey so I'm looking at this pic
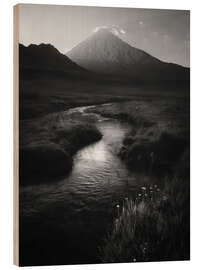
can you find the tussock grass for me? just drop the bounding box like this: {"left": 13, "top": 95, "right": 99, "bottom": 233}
{"left": 120, "top": 131, "right": 188, "bottom": 175}
{"left": 20, "top": 143, "right": 73, "bottom": 184}
{"left": 20, "top": 123, "right": 102, "bottom": 185}
{"left": 100, "top": 175, "right": 190, "bottom": 263}
{"left": 53, "top": 124, "right": 102, "bottom": 155}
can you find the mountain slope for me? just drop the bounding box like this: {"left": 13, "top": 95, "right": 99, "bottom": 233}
{"left": 67, "top": 29, "right": 189, "bottom": 81}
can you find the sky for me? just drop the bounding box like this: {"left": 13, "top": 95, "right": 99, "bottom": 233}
{"left": 19, "top": 4, "right": 190, "bottom": 67}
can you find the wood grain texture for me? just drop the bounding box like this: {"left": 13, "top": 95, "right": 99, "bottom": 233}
{"left": 13, "top": 4, "right": 19, "bottom": 266}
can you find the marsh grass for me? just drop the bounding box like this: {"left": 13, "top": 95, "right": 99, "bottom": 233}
{"left": 20, "top": 123, "right": 102, "bottom": 185}
{"left": 120, "top": 131, "right": 188, "bottom": 176}
{"left": 19, "top": 143, "right": 73, "bottom": 184}
{"left": 53, "top": 124, "right": 102, "bottom": 155}
{"left": 100, "top": 175, "right": 190, "bottom": 263}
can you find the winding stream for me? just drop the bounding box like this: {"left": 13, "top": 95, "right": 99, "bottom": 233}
{"left": 20, "top": 105, "right": 152, "bottom": 264}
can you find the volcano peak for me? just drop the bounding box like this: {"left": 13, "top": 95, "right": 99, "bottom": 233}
{"left": 67, "top": 29, "right": 189, "bottom": 81}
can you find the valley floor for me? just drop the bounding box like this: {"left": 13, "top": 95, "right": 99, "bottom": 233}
{"left": 19, "top": 79, "right": 190, "bottom": 265}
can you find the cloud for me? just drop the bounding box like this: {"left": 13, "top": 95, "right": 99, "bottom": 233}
{"left": 93, "top": 25, "right": 126, "bottom": 36}
{"left": 120, "top": 29, "right": 126, "bottom": 34}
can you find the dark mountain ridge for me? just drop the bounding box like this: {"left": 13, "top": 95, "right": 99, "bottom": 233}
{"left": 19, "top": 43, "right": 89, "bottom": 80}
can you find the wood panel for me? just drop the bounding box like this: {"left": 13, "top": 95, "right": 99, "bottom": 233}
{"left": 13, "top": 4, "right": 19, "bottom": 266}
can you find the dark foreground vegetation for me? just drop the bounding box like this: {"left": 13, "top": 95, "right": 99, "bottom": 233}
{"left": 100, "top": 132, "right": 190, "bottom": 262}
{"left": 100, "top": 174, "right": 189, "bottom": 262}
{"left": 120, "top": 131, "right": 189, "bottom": 176}
{"left": 100, "top": 127, "right": 190, "bottom": 262}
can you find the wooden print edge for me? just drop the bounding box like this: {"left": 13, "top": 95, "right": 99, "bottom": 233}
{"left": 13, "top": 4, "right": 19, "bottom": 266}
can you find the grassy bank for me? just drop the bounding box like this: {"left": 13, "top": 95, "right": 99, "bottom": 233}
{"left": 120, "top": 131, "right": 189, "bottom": 176}
{"left": 100, "top": 174, "right": 190, "bottom": 262}
{"left": 91, "top": 98, "right": 190, "bottom": 262}
{"left": 86, "top": 99, "right": 189, "bottom": 176}
{"left": 20, "top": 112, "right": 102, "bottom": 185}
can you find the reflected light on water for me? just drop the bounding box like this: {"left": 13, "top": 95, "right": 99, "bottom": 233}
{"left": 77, "top": 141, "right": 109, "bottom": 162}
{"left": 21, "top": 117, "right": 142, "bottom": 215}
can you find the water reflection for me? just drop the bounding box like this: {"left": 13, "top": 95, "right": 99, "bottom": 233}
{"left": 77, "top": 141, "right": 108, "bottom": 163}
{"left": 20, "top": 118, "right": 134, "bottom": 214}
